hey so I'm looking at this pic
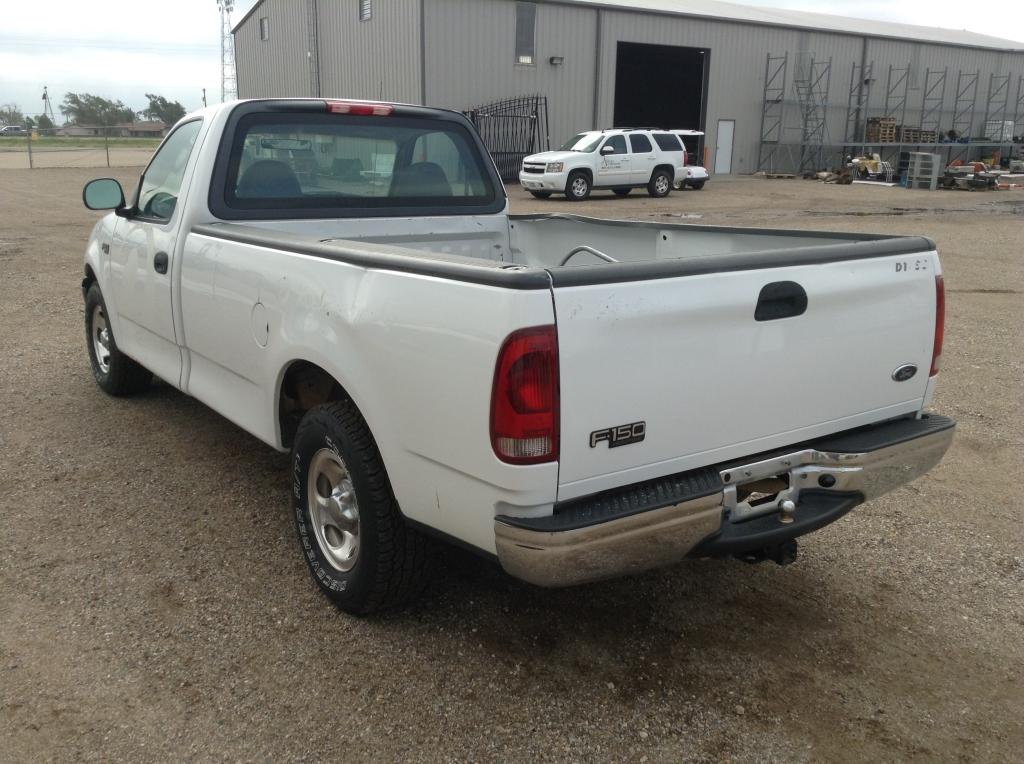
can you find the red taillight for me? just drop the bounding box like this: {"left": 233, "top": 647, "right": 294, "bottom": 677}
{"left": 490, "top": 326, "right": 559, "bottom": 464}
{"left": 930, "top": 274, "right": 945, "bottom": 376}
{"left": 325, "top": 100, "right": 394, "bottom": 116}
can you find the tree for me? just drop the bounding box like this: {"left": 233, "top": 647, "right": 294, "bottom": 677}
{"left": 0, "top": 103, "right": 25, "bottom": 126}
{"left": 25, "top": 116, "right": 35, "bottom": 128}
{"left": 143, "top": 93, "right": 186, "bottom": 126}
{"left": 60, "top": 92, "right": 135, "bottom": 126}
{"left": 36, "top": 114, "right": 54, "bottom": 130}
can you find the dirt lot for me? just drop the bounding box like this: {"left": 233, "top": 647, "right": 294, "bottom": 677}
{"left": 1, "top": 168, "right": 1022, "bottom": 762}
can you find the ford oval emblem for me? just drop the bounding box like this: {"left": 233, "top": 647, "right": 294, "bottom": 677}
{"left": 892, "top": 363, "right": 918, "bottom": 382}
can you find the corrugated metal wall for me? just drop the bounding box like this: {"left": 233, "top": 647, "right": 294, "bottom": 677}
{"left": 317, "top": 0, "right": 422, "bottom": 103}
{"left": 236, "top": 0, "right": 1024, "bottom": 174}
{"left": 425, "top": 0, "right": 598, "bottom": 146}
{"left": 235, "top": 0, "right": 316, "bottom": 98}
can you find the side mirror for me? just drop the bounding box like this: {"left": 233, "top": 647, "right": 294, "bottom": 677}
{"left": 83, "top": 178, "right": 125, "bottom": 211}
{"left": 600, "top": 145, "right": 615, "bottom": 155}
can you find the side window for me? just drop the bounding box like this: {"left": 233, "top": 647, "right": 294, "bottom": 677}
{"left": 629, "top": 134, "right": 653, "bottom": 153}
{"left": 653, "top": 132, "right": 683, "bottom": 151}
{"left": 136, "top": 120, "right": 202, "bottom": 222}
{"left": 259, "top": 17, "right": 270, "bottom": 40}
{"left": 602, "top": 135, "right": 627, "bottom": 155}
{"left": 515, "top": 2, "right": 536, "bottom": 65}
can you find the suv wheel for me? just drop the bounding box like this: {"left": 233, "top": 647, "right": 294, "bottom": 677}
{"left": 566, "top": 171, "right": 591, "bottom": 201}
{"left": 648, "top": 169, "right": 672, "bottom": 198}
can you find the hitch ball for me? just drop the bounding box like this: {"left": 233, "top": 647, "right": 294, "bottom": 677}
{"left": 779, "top": 499, "right": 796, "bottom": 524}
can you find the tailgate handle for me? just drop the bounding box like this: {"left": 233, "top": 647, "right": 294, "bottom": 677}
{"left": 755, "top": 281, "right": 807, "bottom": 321}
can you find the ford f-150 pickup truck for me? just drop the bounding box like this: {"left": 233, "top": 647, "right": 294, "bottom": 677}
{"left": 80, "top": 99, "right": 953, "bottom": 614}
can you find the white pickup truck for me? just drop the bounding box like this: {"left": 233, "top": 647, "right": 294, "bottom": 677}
{"left": 81, "top": 99, "right": 953, "bottom": 614}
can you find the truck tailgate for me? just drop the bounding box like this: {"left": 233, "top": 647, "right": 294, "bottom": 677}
{"left": 553, "top": 251, "right": 939, "bottom": 500}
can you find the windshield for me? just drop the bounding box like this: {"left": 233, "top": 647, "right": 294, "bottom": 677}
{"left": 558, "top": 133, "right": 603, "bottom": 152}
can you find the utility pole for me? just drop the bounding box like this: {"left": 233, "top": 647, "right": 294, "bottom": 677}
{"left": 217, "top": 1, "right": 237, "bottom": 102}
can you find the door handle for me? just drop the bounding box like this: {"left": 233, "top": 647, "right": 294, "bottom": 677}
{"left": 755, "top": 281, "right": 807, "bottom": 321}
{"left": 153, "top": 251, "right": 169, "bottom": 275}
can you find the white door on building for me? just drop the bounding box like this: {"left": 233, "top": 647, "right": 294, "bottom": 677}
{"left": 714, "top": 119, "right": 735, "bottom": 174}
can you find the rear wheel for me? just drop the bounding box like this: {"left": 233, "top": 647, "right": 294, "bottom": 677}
{"left": 612, "top": 187, "right": 631, "bottom": 197}
{"left": 565, "top": 171, "right": 591, "bottom": 201}
{"left": 529, "top": 191, "right": 552, "bottom": 199}
{"left": 291, "top": 400, "right": 432, "bottom": 615}
{"left": 84, "top": 283, "right": 151, "bottom": 396}
{"left": 647, "top": 169, "right": 672, "bottom": 198}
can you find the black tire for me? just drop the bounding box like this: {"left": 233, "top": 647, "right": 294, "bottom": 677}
{"left": 647, "top": 168, "right": 673, "bottom": 198}
{"left": 689, "top": 180, "right": 706, "bottom": 190}
{"left": 565, "top": 171, "right": 591, "bottom": 201}
{"left": 612, "top": 188, "right": 631, "bottom": 197}
{"left": 291, "top": 400, "right": 432, "bottom": 615}
{"left": 84, "top": 282, "right": 151, "bottom": 396}
{"left": 529, "top": 191, "right": 552, "bottom": 199}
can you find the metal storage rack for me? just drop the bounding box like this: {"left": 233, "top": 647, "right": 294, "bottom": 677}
{"left": 906, "top": 152, "right": 941, "bottom": 190}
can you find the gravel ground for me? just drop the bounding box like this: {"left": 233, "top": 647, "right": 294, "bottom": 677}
{"left": 1, "top": 168, "right": 1022, "bottom": 762}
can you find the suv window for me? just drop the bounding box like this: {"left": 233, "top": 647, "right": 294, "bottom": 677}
{"left": 653, "top": 132, "right": 683, "bottom": 151}
{"left": 629, "top": 134, "right": 653, "bottom": 153}
{"left": 602, "top": 135, "right": 627, "bottom": 155}
{"left": 136, "top": 120, "right": 202, "bottom": 222}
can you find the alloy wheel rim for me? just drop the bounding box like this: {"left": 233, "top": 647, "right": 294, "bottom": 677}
{"left": 572, "top": 177, "right": 588, "bottom": 196}
{"left": 307, "top": 448, "right": 360, "bottom": 572}
{"left": 92, "top": 304, "right": 111, "bottom": 374}
{"left": 656, "top": 176, "right": 669, "bottom": 194}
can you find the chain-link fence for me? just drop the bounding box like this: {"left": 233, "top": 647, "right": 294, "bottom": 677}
{"left": 0, "top": 126, "right": 162, "bottom": 169}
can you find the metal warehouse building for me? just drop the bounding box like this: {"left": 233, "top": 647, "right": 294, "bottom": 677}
{"left": 233, "top": 0, "right": 1024, "bottom": 176}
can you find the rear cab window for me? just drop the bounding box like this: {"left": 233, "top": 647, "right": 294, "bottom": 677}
{"left": 211, "top": 104, "right": 503, "bottom": 220}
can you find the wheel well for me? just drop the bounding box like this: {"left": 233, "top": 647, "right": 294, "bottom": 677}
{"left": 653, "top": 164, "right": 675, "bottom": 180}
{"left": 278, "top": 361, "right": 349, "bottom": 449}
{"left": 82, "top": 264, "right": 97, "bottom": 292}
{"left": 568, "top": 167, "right": 592, "bottom": 183}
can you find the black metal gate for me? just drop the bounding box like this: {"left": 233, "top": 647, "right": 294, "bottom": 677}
{"left": 467, "top": 95, "right": 550, "bottom": 182}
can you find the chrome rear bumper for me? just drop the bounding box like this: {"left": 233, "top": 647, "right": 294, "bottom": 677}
{"left": 495, "top": 414, "right": 954, "bottom": 587}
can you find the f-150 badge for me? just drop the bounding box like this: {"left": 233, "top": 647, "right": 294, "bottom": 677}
{"left": 590, "top": 421, "right": 646, "bottom": 448}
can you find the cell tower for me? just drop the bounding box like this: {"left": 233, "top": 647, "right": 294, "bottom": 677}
{"left": 41, "top": 86, "right": 57, "bottom": 123}
{"left": 218, "top": 0, "right": 237, "bottom": 102}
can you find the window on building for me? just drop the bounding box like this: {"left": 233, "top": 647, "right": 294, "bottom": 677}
{"left": 629, "top": 134, "right": 653, "bottom": 153}
{"left": 358, "top": 0, "right": 372, "bottom": 22}
{"left": 259, "top": 17, "right": 269, "bottom": 41}
{"left": 515, "top": 2, "right": 536, "bottom": 65}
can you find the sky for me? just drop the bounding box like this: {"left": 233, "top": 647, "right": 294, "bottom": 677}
{"left": 1, "top": 0, "right": 1021, "bottom": 120}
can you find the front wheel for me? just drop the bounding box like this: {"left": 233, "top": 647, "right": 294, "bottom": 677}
{"left": 291, "top": 401, "right": 432, "bottom": 615}
{"left": 84, "top": 283, "right": 151, "bottom": 396}
{"left": 565, "top": 171, "right": 591, "bottom": 201}
{"left": 648, "top": 169, "right": 673, "bottom": 198}
{"left": 528, "top": 191, "right": 552, "bottom": 199}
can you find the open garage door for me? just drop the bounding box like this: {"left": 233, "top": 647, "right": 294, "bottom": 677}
{"left": 613, "top": 42, "right": 708, "bottom": 164}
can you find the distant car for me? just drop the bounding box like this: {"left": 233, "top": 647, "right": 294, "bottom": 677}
{"left": 0, "top": 125, "right": 27, "bottom": 136}
{"left": 670, "top": 129, "right": 708, "bottom": 190}
{"left": 519, "top": 128, "right": 686, "bottom": 200}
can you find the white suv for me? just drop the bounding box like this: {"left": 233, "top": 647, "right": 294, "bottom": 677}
{"left": 520, "top": 129, "right": 685, "bottom": 201}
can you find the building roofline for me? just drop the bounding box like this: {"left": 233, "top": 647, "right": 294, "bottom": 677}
{"left": 542, "top": 0, "right": 1024, "bottom": 53}
{"left": 232, "top": 0, "right": 266, "bottom": 34}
